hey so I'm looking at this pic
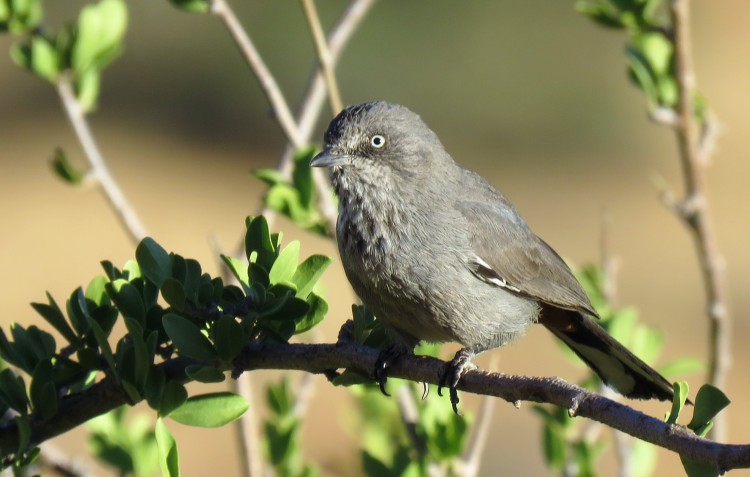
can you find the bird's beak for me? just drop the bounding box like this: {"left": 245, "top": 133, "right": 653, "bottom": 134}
{"left": 310, "top": 149, "right": 351, "bottom": 168}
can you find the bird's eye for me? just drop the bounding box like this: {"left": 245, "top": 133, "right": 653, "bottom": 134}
{"left": 370, "top": 135, "right": 386, "bottom": 149}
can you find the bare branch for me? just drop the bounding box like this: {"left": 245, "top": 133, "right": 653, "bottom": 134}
{"left": 233, "top": 374, "right": 263, "bottom": 477}
{"left": 57, "top": 77, "right": 149, "bottom": 244}
{"left": 210, "top": 0, "right": 304, "bottom": 149}
{"left": 670, "top": 0, "right": 731, "bottom": 441}
{"left": 2, "top": 342, "right": 748, "bottom": 472}
{"left": 300, "top": 0, "right": 344, "bottom": 116}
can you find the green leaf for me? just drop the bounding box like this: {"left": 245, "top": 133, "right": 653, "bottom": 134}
{"left": 75, "top": 68, "right": 101, "bottom": 113}
{"left": 214, "top": 315, "right": 245, "bottom": 362}
{"left": 266, "top": 378, "right": 293, "bottom": 415}
{"left": 295, "top": 293, "right": 327, "bottom": 334}
{"left": 575, "top": 1, "right": 625, "bottom": 29}
{"left": 106, "top": 279, "right": 146, "bottom": 325}
{"left": 626, "top": 44, "right": 660, "bottom": 107}
{"left": 159, "top": 381, "right": 188, "bottom": 417}
{"left": 245, "top": 216, "right": 276, "bottom": 270}
{"left": 30, "top": 36, "right": 59, "bottom": 81}
{"left": 162, "top": 313, "right": 217, "bottom": 361}
{"left": 16, "top": 415, "right": 31, "bottom": 456}
{"left": 269, "top": 240, "right": 300, "bottom": 284}
{"left": 4, "top": 0, "right": 42, "bottom": 33}
{"left": 666, "top": 381, "right": 689, "bottom": 424}
{"left": 292, "top": 146, "right": 316, "bottom": 208}
{"left": 136, "top": 237, "right": 172, "bottom": 288}
{"left": 253, "top": 167, "right": 285, "bottom": 185}
{"left": 221, "top": 254, "right": 250, "bottom": 290}
{"left": 30, "top": 292, "right": 78, "bottom": 346}
{"left": 30, "top": 360, "right": 57, "bottom": 420}
{"left": 0, "top": 369, "right": 28, "bottom": 414}
{"left": 168, "top": 0, "right": 211, "bottom": 14}
{"left": 290, "top": 255, "right": 332, "bottom": 298}
{"left": 687, "top": 385, "right": 731, "bottom": 432}
{"left": 249, "top": 263, "right": 270, "bottom": 288}
{"left": 185, "top": 365, "right": 225, "bottom": 383}
{"left": 85, "top": 311, "right": 118, "bottom": 380}
{"left": 156, "top": 418, "right": 180, "bottom": 477}
{"left": 634, "top": 32, "right": 673, "bottom": 76}
{"left": 86, "top": 275, "right": 110, "bottom": 306}
{"left": 161, "top": 278, "right": 186, "bottom": 311}
{"left": 124, "top": 318, "right": 151, "bottom": 391}
{"left": 72, "top": 0, "right": 128, "bottom": 74}
{"left": 169, "top": 392, "right": 248, "bottom": 428}
{"left": 9, "top": 41, "right": 31, "bottom": 72}
{"left": 144, "top": 366, "right": 165, "bottom": 411}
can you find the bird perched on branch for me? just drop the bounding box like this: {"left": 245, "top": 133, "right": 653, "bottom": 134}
{"left": 311, "top": 101, "right": 676, "bottom": 412}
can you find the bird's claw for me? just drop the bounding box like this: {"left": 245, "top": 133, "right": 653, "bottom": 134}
{"left": 374, "top": 345, "right": 406, "bottom": 397}
{"left": 438, "top": 348, "right": 477, "bottom": 415}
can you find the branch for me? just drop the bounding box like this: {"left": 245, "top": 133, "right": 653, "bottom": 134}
{"left": 670, "top": 0, "right": 731, "bottom": 441}
{"left": 1, "top": 342, "right": 748, "bottom": 472}
{"left": 57, "top": 76, "right": 149, "bottom": 244}
{"left": 300, "top": 0, "right": 344, "bottom": 116}
{"left": 210, "top": 0, "right": 305, "bottom": 148}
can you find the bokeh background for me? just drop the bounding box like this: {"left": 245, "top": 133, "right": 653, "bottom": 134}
{"left": 1, "top": 1, "right": 749, "bottom": 475}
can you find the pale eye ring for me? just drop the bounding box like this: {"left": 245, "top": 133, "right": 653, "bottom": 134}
{"left": 370, "top": 135, "right": 386, "bottom": 148}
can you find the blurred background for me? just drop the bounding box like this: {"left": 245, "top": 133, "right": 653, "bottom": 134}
{"left": 1, "top": 1, "right": 749, "bottom": 475}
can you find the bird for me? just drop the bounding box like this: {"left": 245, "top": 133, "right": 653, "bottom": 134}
{"left": 311, "top": 100, "right": 676, "bottom": 412}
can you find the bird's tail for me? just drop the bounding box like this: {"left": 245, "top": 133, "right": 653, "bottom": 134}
{"left": 540, "top": 307, "right": 676, "bottom": 402}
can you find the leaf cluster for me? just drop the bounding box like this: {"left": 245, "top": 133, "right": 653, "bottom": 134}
{"left": 577, "top": 0, "right": 691, "bottom": 112}
{"left": 254, "top": 147, "right": 335, "bottom": 237}
{"left": 0, "top": 216, "right": 331, "bottom": 471}
{"left": 2, "top": 0, "right": 127, "bottom": 111}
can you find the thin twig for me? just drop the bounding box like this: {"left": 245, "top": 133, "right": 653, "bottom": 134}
{"left": 210, "top": 0, "right": 305, "bottom": 149}
{"left": 267, "top": 0, "right": 378, "bottom": 232}
{"left": 670, "top": 0, "right": 731, "bottom": 441}
{"left": 57, "top": 77, "right": 148, "bottom": 244}
{"left": 234, "top": 373, "right": 263, "bottom": 477}
{"left": 459, "top": 396, "right": 494, "bottom": 477}
{"left": 300, "top": 0, "right": 344, "bottom": 116}
{"left": 3, "top": 343, "right": 750, "bottom": 472}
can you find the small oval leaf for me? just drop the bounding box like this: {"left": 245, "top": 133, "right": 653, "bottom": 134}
{"left": 169, "top": 392, "right": 248, "bottom": 428}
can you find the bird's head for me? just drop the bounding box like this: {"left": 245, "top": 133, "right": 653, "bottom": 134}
{"left": 311, "top": 101, "right": 450, "bottom": 185}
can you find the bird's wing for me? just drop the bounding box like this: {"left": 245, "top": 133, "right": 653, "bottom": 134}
{"left": 456, "top": 199, "right": 598, "bottom": 317}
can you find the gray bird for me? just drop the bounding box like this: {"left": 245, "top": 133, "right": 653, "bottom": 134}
{"left": 311, "top": 101, "right": 676, "bottom": 411}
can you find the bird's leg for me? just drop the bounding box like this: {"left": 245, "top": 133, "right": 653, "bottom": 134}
{"left": 374, "top": 343, "right": 411, "bottom": 396}
{"left": 438, "top": 347, "right": 478, "bottom": 414}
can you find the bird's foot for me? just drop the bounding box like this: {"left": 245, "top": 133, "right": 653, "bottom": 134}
{"left": 438, "top": 348, "right": 477, "bottom": 414}
{"left": 374, "top": 344, "right": 409, "bottom": 397}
